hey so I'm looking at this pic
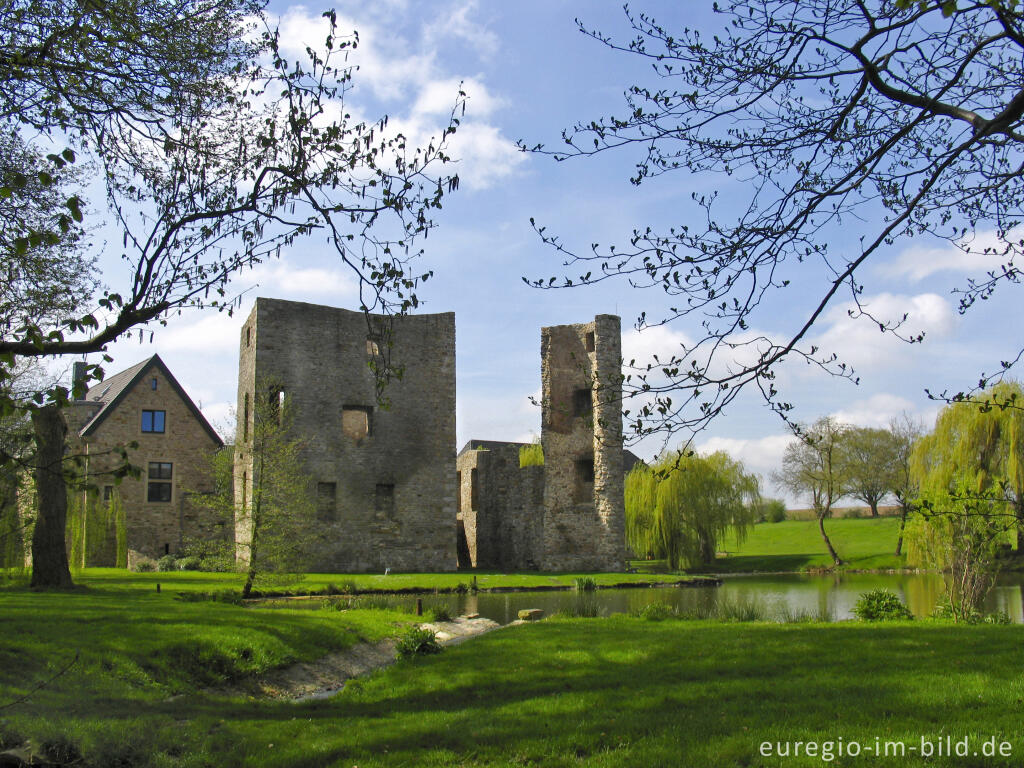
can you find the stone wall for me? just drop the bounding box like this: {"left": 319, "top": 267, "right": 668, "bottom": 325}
{"left": 235, "top": 298, "right": 457, "bottom": 572}
{"left": 456, "top": 444, "right": 544, "bottom": 570}
{"left": 539, "top": 315, "right": 626, "bottom": 571}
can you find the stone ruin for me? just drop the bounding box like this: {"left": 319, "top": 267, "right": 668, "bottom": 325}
{"left": 235, "top": 298, "right": 626, "bottom": 572}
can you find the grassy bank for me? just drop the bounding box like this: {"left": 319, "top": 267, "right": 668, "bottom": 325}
{"left": 1, "top": 579, "right": 1022, "bottom": 767}
{"left": 12, "top": 568, "right": 695, "bottom": 595}
{"left": 709, "top": 516, "right": 905, "bottom": 573}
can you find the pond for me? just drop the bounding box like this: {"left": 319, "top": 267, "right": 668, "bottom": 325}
{"left": 414, "top": 573, "right": 1024, "bottom": 624}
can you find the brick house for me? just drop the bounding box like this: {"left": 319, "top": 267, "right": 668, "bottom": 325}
{"left": 65, "top": 354, "right": 225, "bottom": 564}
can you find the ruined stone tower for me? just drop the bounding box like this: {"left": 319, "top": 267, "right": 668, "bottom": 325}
{"left": 234, "top": 298, "right": 457, "bottom": 572}
{"left": 539, "top": 314, "right": 626, "bottom": 571}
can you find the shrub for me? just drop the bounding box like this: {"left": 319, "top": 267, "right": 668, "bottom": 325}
{"left": 176, "top": 555, "right": 202, "bottom": 571}
{"left": 396, "top": 626, "right": 442, "bottom": 658}
{"left": 428, "top": 604, "right": 453, "bottom": 622}
{"left": 984, "top": 610, "right": 1012, "bottom": 625}
{"left": 633, "top": 602, "right": 675, "bottom": 621}
{"left": 764, "top": 499, "right": 787, "bottom": 523}
{"left": 574, "top": 576, "right": 598, "bottom": 592}
{"left": 156, "top": 554, "right": 177, "bottom": 572}
{"left": 853, "top": 589, "right": 913, "bottom": 621}
{"left": 519, "top": 442, "right": 544, "bottom": 467}
{"left": 132, "top": 558, "right": 156, "bottom": 572}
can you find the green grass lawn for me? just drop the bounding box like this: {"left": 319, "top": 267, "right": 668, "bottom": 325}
{"left": 2, "top": 577, "right": 1023, "bottom": 767}
{"left": 38, "top": 568, "right": 692, "bottom": 595}
{"left": 711, "top": 516, "right": 905, "bottom": 573}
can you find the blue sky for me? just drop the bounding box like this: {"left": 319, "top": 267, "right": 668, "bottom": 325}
{"left": 83, "top": 0, "right": 1023, "bottom": 505}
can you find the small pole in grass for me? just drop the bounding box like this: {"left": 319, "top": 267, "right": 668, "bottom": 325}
{"left": 156, "top": 583, "right": 161, "bottom": 593}
{"left": 416, "top": 598, "right": 423, "bottom": 616}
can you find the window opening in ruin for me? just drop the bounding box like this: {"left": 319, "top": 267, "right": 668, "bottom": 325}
{"left": 470, "top": 468, "right": 479, "bottom": 511}
{"left": 573, "top": 388, "right": 593, "bottom": 418}
{"left": 317, "top": 482, "right": 337, "bottom": 521}
{"left": 375, "top": 483, "right": 395, "bottom": 517}
{"left": 585, "top": 331, "right": 595, "bottom": 352}
{"left": 342, "top": 405, "right": 372, "bottom": 440}
{"left": 141, "top": 409, "right": 166, "bottom": 433}
{"left": 241, "top": 471, "right": 247, "bottom": 514}
{"left": 164, "top": 543, "right": 170, "bottom": 555}
{"left": 151, "top": 377, "right": 158, "bottom": 390}
{"left": 243, "top": 394, "right": 250, "bottom": 441}
{"left": 147, "top": 462, "right": 173, "bottom": 502}
{"left": 574, "top": 457, "right": 595, "bottom": 503}
{"left": 245, "top": 326, "right": 251, "bottom": 347}
{"left": 103, "top": 485, "right": 113, "bottom": 503}
{"left": 269, "top": 388, "right": 285, "bottom": 424}
{"left": 366, "top": 337, "right": 381, "bottom": 357}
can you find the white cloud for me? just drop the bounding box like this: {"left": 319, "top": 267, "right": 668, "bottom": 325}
{"left": 809, "top": 292, "right": 956, "bottom": 372}
{"left": 829, "top": 393, "right": 923, "bottom": 429}
{"left": 881, "top": 228, "right": 1019, "bottom": 282}
{"left": 697, "top": 434, "right": 795, "bottom": 474}
{"left": 425, "top": 0, "right": 499, "bottom": 59}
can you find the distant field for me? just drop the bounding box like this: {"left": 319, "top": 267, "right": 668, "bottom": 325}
{"left": 708, "top": 516, "right": 905, "bottom": 573}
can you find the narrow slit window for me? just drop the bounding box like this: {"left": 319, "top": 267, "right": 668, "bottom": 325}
{"left": 585, "top": 331, "right": 595, "bottom": 352}
{"left": 375, "top": 483, "right": 395, "bottom": 517}
{"left": 150, "top": 377, "right": 158, "bottom": 390}
{"left": 317, "top": 482, "right": 337, "bottom": 521}
{"left": 574, "top": 457, "right": 595, "bottom": 503}
{"left": 243, "top": 394, "right": 250, "bottom": 441}
{"left": 268, "top": 388, "right": 285, "bottom": 424}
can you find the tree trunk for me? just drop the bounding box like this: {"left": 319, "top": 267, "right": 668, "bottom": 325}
{"left": 30, "top": 405, "right": 73, "bottom": 589}
{"left": 817, "top": 512, "right": 843, "bottom": 567}
{"left": 869, "top": 499, "right": 879, "bottom": 518}
{"left": 895, "top": 503, "right": 909, "bottom": 557}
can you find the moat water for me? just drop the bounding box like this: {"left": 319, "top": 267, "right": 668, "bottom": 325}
{"left": 409, "top": 573, "right": 1024, "bottom": 624}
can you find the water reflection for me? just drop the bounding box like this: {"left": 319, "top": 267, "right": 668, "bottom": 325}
{"left": 425, "top": 573, "right": 1024, "bottom": 625}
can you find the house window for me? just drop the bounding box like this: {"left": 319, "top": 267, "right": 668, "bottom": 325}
{"left": 102, "top": 485, "right": 113, "bottom": 503}
{"left": 151, "top": 377, "right": 158, "bottom": 390}
{"left": 141, "top": 410, "right": 165, "bottom": 433}
{"left": 573, "top": 388, "right": 593, "bottom": 418}
{"left": 317, "top": 482, "right": 337, "bottom": 521}
{"left": 342, "top": 406, "right": 372, "bottom": 440}
{"left": 375, "top": 483, "right": 395, "bottom": 517}
{"left": 585, "top": 331, "right": 595, "bottom": 352}
{"left": 147, "top": 462, "right": 173, "bottom": 502}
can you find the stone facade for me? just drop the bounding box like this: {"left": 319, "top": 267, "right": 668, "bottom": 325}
{"left": 456, "top": 316, "right": 629, "bottom": 572}
{"left": 64, "top": 355, "right": 225, "bottom": 564}
{"left": 539, "top": 315, "right": 626, "bottom": 571}
{"left": 234, "top": 298, "right": 457, "bottom": 572}
{"left": 455, "top": 441, "right": 544, "bottom": 570}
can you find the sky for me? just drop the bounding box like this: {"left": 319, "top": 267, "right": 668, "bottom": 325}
{"left": 73, "top": 0, "right": 1024, "bottom": 506}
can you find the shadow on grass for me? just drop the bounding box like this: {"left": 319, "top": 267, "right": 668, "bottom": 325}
{"left": 699, "top": 553, "right": 822, "bottom": 573}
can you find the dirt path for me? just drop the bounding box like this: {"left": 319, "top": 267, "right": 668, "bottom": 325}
{"left": 212, "top": 615, "right": 504, "bottom": 701}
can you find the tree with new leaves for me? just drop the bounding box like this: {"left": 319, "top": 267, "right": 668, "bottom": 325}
{"left": 525, "top": 0, "right": 1024, "bottom": 444}
{"left": 907, "top": 381, "right": 1024, "bottom": 619}
{"left": 843, "top": 426, "right": 900, "bottom": 518}
{"left": 226, "top": 385, "right": 316, "bottom": 599}
{"left": 0, "top": 1, "right": 462, "bottom": 586}
{"left": 775, "top": 417, "right": 848, "bottom": 566}
{"left": 625, "top": 451, "right": 759, "bottom": 568}
{"left": 889, "top": 414, "right": 925, "bottom": 556}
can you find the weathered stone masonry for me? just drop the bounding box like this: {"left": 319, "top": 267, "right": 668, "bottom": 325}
{"left": 234, "top": 298, "right": 457, "bottom": 572}
{"left": 456, "top": 315, "right": 628, "bottom": 573}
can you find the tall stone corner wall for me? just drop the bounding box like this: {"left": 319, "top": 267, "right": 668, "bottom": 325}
{"left": 540, "top": 314, "right": 626, "bottom": 572}
{"left": 456, "top": 445, "right": 543, "bottom": 570}
{"left": 234, "top": 297, "right": 458, "bottom": 573}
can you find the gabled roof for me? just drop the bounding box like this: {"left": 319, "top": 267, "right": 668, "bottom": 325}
{"left": 79, "top": 354, "right": 224, "bottom": 447}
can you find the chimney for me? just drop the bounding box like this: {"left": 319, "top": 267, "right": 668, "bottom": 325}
{"left": 72, "top": 362, "right": 89, "bottom": 399}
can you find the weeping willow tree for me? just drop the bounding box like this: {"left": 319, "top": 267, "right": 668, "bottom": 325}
{"left": 626, "top": 451, "right": 759, "bottom": 568}
{"left": 906, "top": 381, "right": 1024, "bottom": 620}
{"left": 67, "top": 489, "right": 127, "bottom": 569}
